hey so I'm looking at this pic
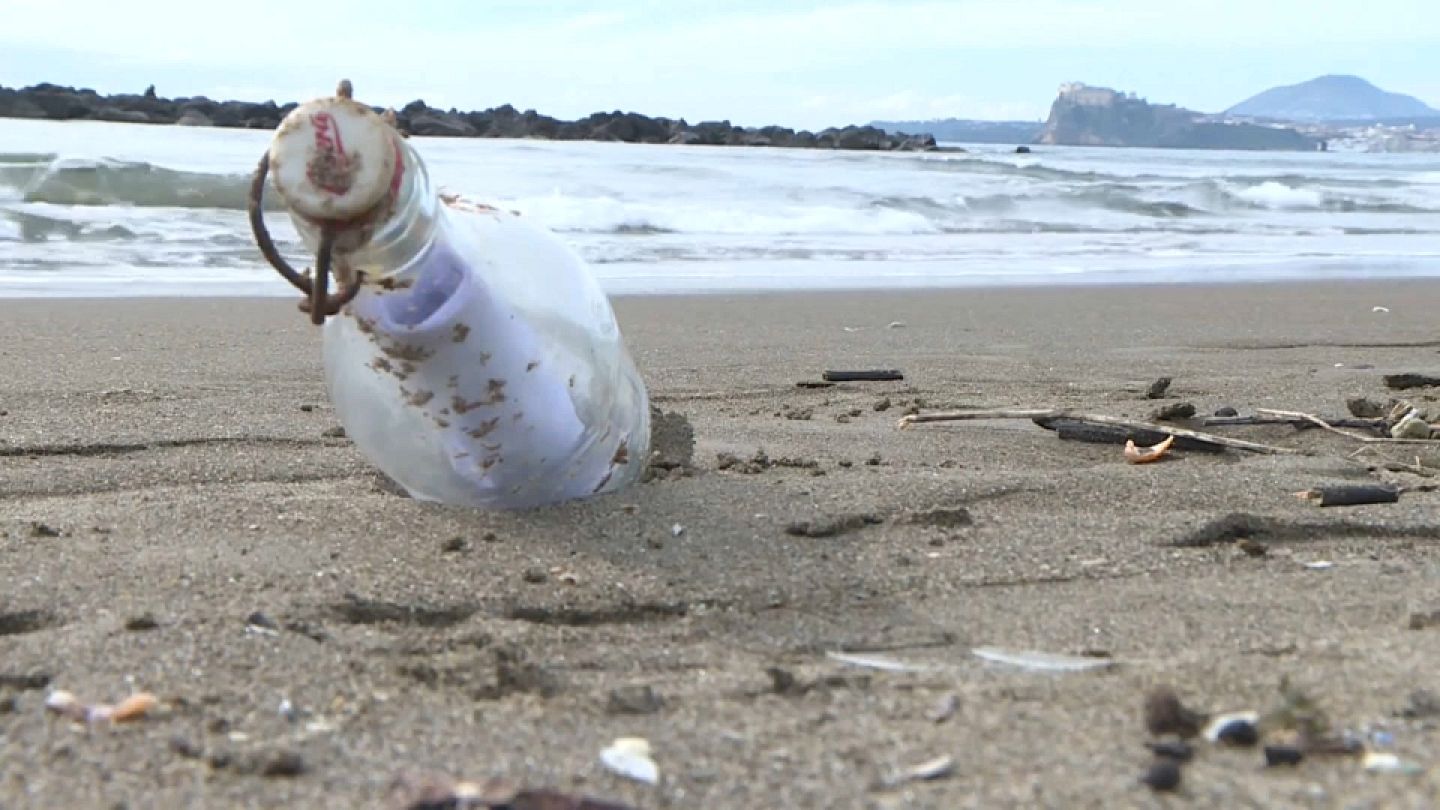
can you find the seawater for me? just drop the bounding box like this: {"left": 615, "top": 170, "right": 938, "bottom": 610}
{"left": 2, "top": 117, "right": 1438, "bottom": 297}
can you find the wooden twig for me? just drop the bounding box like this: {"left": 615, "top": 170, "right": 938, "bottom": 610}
{"left": 897, "top": 408, "right": 1300, "bottom": 455}
{"left": 1255, "top": 408, "right": 1376, "bottom": 441}
{"left": 1203, "top": 414, "right": 1386, "bottom": 433}
{"left": 1256, "top": 408, "right": 1439, "bottom": 445}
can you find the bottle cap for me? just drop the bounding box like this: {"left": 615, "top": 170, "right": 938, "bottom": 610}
{"left": 268, "top": 94, "right": 399, "bottom": 222}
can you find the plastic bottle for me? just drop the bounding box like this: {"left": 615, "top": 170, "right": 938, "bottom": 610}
{"left": 262, "top": 85, "right": 650, "bottom": 509}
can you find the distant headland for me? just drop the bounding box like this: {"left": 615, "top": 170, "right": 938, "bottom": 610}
{"left": 874, "top": 76, "right": 1440, "bottom": 153}
{"left": 0, "top": 83, "right": 937, "bottom": 153}
{"left": 5, "top": 76, "right": 1438, "bottom": 153}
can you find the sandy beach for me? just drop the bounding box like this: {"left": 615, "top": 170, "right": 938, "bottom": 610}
{"left": 3, "top": 280, "right": 1440, "bottom": 808}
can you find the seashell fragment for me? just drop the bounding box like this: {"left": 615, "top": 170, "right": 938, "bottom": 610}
{"left": 44, "top": 690, "right": 86, "bottom": 721}
{"left": 1203, "top": 711, "right": 1260, "bottom": 744}
{"left": 1362, "top": 751, "right": 1424, "bottom": 774}
{"left": 109, "top": 692, "right": 159, "bottom": 723}
{"left": 1124, "top": 435, "right": 1174, "bottom": 464}
{"left": 600, "top": 737, "right": 659, "bottom": 785}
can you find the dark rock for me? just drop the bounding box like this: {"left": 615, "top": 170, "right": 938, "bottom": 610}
{"left": 0, "top": 88, "right": 45, "bottom": 119}
{"left": 1139, "top": 759, "right": 1181, "bottom": 792}
{"left": 1145, "top": 740, "right": 1194, "bottom": 762}
{"left": 1384, "top": 373, "right": 1440, "bottom": 390}
{"left": 1213, "top": 406, "right": 1239, "bottom": 417}
{"left": 1144, "top": 377, "right": 1173, "bottom": 399}
{"left": 408, "top": 111, "right": 477, "bottom": 138}
{"left": 606, "top": 685, "right": 664, "bottom": 715}
{"left": 1212, "top": 718, "right": 1259, "bottom": 746}
{"left": 1151, "top": 402, "right": 1197, "bottom": 421}
{"left": 1346, "top": 396, "right": 1388, "bottom": 418}
{"left": 245, "top": 611, "right": 279, "bottom": 631}
{"left": 125, "top": 614, "right": 159, "bottom": 631}
{"left": 0, "top": 82, "right": 947, "bottom": 152}
{"left": 1014, "top": 145, "right": 1032, "bottom": 153}
{"left": 1143, "top": 686, "right": 1206, "bottom": 738}
{"left": 1263, "top": 745, "right": 1305, "bottom": 767}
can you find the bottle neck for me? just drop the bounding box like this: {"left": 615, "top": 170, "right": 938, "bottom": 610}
{"left": 286, "top": 137, "right": 440, "bottom": 283}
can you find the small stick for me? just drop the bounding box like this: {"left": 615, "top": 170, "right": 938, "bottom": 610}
{"left": 1257, "top": 408, "right": 1438, "bottom": 445}
{"left": 1204, "top": 415, "right": 1387, "bottom": 433}
{"left": 823, "top": 369, "right": 904, "bottom": 382}
{"left": 1296, "top": 485, "right": 1400, "bottom": 507}
{"left": 1255, "top": 408, "right": 1375, "bottom": 442}
{"left": 897, "top": 409, "right": 1299, "bottom": 455}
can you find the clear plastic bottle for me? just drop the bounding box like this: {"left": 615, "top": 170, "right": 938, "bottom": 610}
{"left": 265, "top": 89, "right": 650, "bottom": 509}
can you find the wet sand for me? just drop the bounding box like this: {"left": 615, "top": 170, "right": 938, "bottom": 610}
{"left": 2, "top": 280, "right": 1440, "bottom": 808}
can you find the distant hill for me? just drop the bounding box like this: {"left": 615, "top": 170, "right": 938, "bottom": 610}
{"left": 1039, "top": 83, "right": 1320, "bottom": 151}
{"left": 868, "top": 118, "right": 1044, "bottom": 144}
{"left": 1226, "top": 75, "right": 1439, "bottom": 122}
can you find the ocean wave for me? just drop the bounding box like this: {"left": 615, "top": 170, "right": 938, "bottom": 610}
{"left": 1216, "top": 180, "right": 1434, "bottom": 214}
{"left": 0, "top": 209, "right": 139, "bottom": 242}
{"left": 0, "top": 156, "right": 283, "bottom": 211}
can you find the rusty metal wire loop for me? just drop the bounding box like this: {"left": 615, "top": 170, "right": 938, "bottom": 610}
{"left": 247, "top": 152, "right": 363, "bottom": 325}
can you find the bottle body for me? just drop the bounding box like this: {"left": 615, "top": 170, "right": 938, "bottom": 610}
{"left": 289, "top": 135, "right": 650, "bottom": 508}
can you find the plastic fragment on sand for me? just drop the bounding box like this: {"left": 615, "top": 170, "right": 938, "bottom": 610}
{"left": 970, "top": 646, "right": 1116, "bottom": 673}
{"left": 825, "top": 652, "right": 927, "bottom": 673}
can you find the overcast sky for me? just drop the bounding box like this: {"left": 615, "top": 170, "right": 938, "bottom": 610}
{"left": 3, "top": 0, "right": 1437, "bottom": 129}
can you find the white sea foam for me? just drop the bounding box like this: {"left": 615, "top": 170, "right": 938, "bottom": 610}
{"left": 1231, "top": 181, "right": 1324, "bottom": 209}
{"left": 0, "top": 118, "right": 1438, "bottom": 295}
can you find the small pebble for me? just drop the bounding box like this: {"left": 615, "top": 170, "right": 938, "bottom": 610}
{"left": 926, "top": 692, "right": 958, "bottom": 723}
{"left": 299, "top": 404, "right": 314, "bottom": 413}
{"left": 1213, "top": 406, "right": 1239, "bottom": 417}
{"left": 1144, "top": 687, "right": 1205, "bottom": 738}
{"left": 1139, "top": 759, "right": 1181, "bottom": 792}
{"left": 258, "top": 751, "right": 307, "bottom": 778}
{"left": 606, "top": 685, "right": 664, "bottom": 715}
{"left": 1146, "top": 740, "right": 1195, "bottom": 762}
{"left": 441, "top": 536, "right": 468, "bottom": 553}
{"left": 522, "top": 568, "right": 548, "bottom": 584}
{"left": 124, "top": 614, "right": 159, "bottom": 631}
{"left": 1151, "top": 401, "right": 1197, "bottom": 421}
{"left": 322, "top": 426, "right": 347, "bottom": 439}
{"left": 245, "top": 612, "right": 280, "bottom": 631}
{"left": 1212, "top": 718, "right": 1259, "bottom": 747}
{"left": 1264, "top": 745, "right": 1305, "bottom": 767}
{"left": 169, "top": 736, "right": 204, "bottom": 759}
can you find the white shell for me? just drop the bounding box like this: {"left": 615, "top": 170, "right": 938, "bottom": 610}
{"left": 1202, "top": 711, "right": 1260, "bottom": 743}
{"left": 599, "top": 737, "right": 659, "bottom": 785}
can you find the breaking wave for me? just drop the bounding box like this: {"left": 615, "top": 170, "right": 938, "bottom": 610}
{"left": 0, "top": 153, "right": 280, "bottom": 210}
